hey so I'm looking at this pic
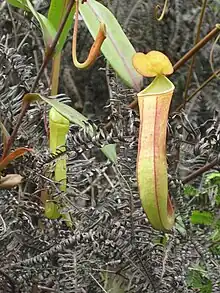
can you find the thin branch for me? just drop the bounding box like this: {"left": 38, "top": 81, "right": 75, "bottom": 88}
{"left": 182, "top": 0, "right": 208, "bottom": 108}
{"left": 89, "top": 273, "right": 108, "bottom": 293}
{"left": 2, "top": 0, "right": 76, "bottom": 158}
{"left": 173, "top": 26, "right": 220, "bottom": 71}
{"left": 182, "top": 157, "right": 219, "bottom": 184}
{"left": 31, "top": 0, "right": 75, "bottom": 92}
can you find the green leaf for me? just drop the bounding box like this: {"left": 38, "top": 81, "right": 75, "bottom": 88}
{"left": 184, "top": 184, "right": 198, "bottom": 196}
{"left": 23, "top": 93, "right": 90, "bottom": 130}
{"left": 24, "top": 0, "right": 57, "bottom": 47}
{"left": 45, "top": 201, "right": 61, "bottom": 219}
{"left": 101, "top": 144, "right": 117, "bottom": 163}
{"left": 6, "top": 0, "right": 29, "bottom": 10}
{"left": 206, "top": 172, "right": 220, "bottom": 185}
{"left": 211, "top": 229, "right": 220, "bottom": 242}
{"left": 43, "top": 96, "right": 91, "bottom": 131}
{"left": 187, "top": 266, "right": 212, "bottom": 293}
{"left": 23, "top": 93, "right": 117, "bottom": 162}
{"left": 79, "top": 0, "right": 143, "bottom": 91}
{"left": 190, "top": 210, "right": 214, "bottom": 225}
{"left": 48, "top": 0, "right": 75, "bottom": 53}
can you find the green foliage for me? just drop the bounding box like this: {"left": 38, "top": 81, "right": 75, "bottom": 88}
{"left": 211, "top": 228, "right": 220, "bottom": 242}
{"left": 206, "top": 172, "right": 220, "bottom": 185}
{"left": 190, "top": 210, "right": 214, "bottom": 225}
{"left": 153, "top": 234, "right": 169, "bottom": 246}
{"left": 184, "top": 184, "right": 198, "bottom": 197}
{"left": 184, "top": 171, "right": 220, "bottom": 208}
{"left": 6, "top": 0, "right": 28, "bottom": 10}
{"left": 44, "top": 201, "right": 61, "bottom": 219}
{"left": 187, "top": 266, "right": 212, "bottom": 293}
{"left": 186, "top": 172, "right": 220, "bottom": 290}
{"left": 7, "top": 0, "right": 75, "bottom": 52}
{"left": 206, "top": 172, "right": 220, "bottom": 205}
{"left": 101, "top": 143, "right": 117, "bottom": 163}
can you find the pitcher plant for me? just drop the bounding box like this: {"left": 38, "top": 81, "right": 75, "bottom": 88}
{"left": 133, "top": 51, "right": 175, "bottom": 231}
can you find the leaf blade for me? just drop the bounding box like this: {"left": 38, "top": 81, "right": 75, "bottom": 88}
{"left": 6, "top": 0, "right": 29, "bottom": 10}
{"left": 79, "top": 0, "right": 143, "bottom": 90}
{"left": 190, "top": 211, "right": 214, "bottom": 225}
{"left": 48, "top": 0, "right": 75, "bottom": 53}
{"left": 101, "top": 144, "right": 117, "bottom": 163}
{"left": 25, "top": 0, "right": 57, "bottom": 47}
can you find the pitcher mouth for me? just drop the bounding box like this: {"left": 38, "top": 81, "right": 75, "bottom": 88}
{"left": 138, "top": 75, "right": 175, "bottom": 97}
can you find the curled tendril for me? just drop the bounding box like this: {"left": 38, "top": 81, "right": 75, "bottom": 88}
{"left": 209, "top": 30, "right": 220, "bottom": 80}
{"left": 72, "top": 0, "right": 106, "bottom": 69}
{"left": 155, "top": 0, "right": 169, "bottom": 21}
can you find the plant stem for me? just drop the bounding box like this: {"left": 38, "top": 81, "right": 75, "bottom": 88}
{"left": 128, "top": 25, "right": 220, "bottom": 110}
{"left": 182, "top": 0, "right": 208, "bottom": 109}
{"left": 31, "top": 0, "right": 75, "bottom": 92}
{"left": 50, "top": 48, "right": 69, "bottom": 193}
{"left": 2, "top": 102, "right": 29, "bottom": 158}
{"left": 182, "top": 157, "right": 219, "bottom": 184}
{"left": 51, "top": 52, "right": 61, "bottom": 95}
{"left": 3, "top": 0, "right": 75, "bottom": 158}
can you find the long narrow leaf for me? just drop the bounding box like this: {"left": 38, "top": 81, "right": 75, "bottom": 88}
{"left": 0, "top": 121, "right": 10, "bottom": 153}
{"left": 25, "top": 0, "right": 56, "bottom": 47}
{"left": 49, "top": 107, "right": 69, "bottom": 191}
{"left": 48, "top": 0, "right": 75, "bottom": 53}
{"left": 79, "top": 0, "right": 143, "bottom": 91}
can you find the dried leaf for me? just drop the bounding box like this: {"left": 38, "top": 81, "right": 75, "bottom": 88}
{"left": 0, "top": 174, "right": 23, "bottom": 189}
{"left": 0, "top": 148, "right": 32, "bottom": 171}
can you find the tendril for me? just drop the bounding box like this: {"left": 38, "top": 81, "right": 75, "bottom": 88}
{"left": 72, "top": 0, "right": 106, "bottom": 69}
{"left": 209, "top": 31, "right": 220, "bottom": 80}
{"left": 155, "top": 0, "right": 169, "bottom": 21}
